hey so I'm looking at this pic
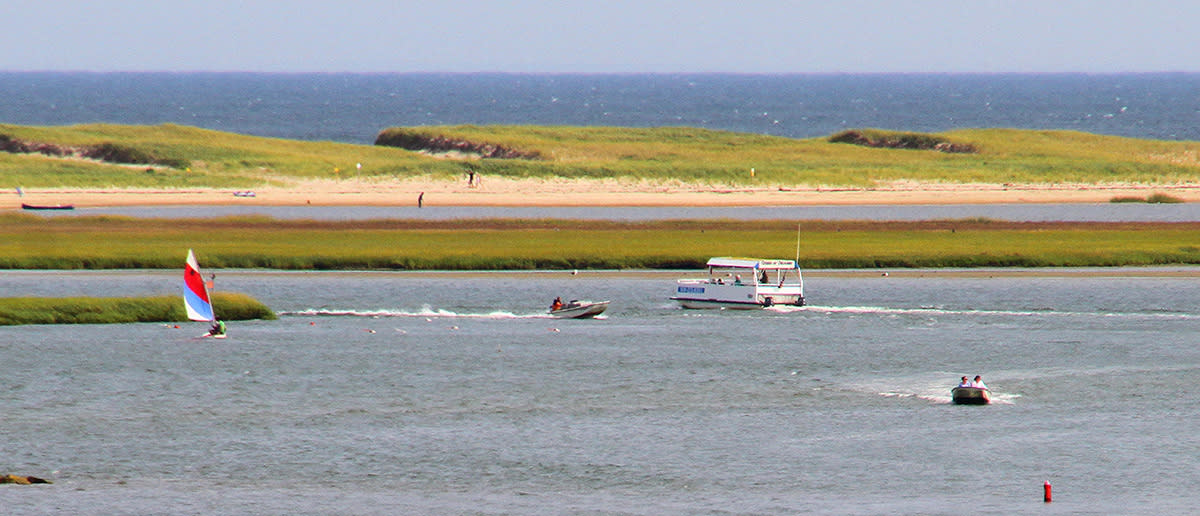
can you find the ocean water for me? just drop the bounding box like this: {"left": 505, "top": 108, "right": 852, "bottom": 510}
{"left": 38, "top": 202, "right": 1200, "bottom": 222}
{"left": 1, "top": 72, "right": 1198, "bottom": 144}
{"left": 2, "top": 270, "right": 1198, "bottom": 514}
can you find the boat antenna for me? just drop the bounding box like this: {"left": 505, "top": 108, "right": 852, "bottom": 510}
{"left": 794, "top": 223, "right": 801, "bottom": 263}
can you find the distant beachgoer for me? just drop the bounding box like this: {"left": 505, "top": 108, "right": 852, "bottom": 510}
{"left": 418, "top": 192, "right": 424, "bottom": 208}
{"left": 467, "top": 171, "right": 475, "bottom": 186}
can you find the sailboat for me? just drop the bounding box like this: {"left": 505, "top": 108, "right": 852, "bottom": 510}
{"left": 183, "top": 249, "right": 225, "bottom": 338}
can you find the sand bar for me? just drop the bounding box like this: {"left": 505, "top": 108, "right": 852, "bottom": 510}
{"left": 7, "top": 178, "right": 1200, "bottom": 209}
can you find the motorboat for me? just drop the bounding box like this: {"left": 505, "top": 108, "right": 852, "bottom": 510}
{"left": 549, "top": 300, "right": 609, "bottom": 319}
{"left": 951, "top": 386, "right": 991, "bottom": 405}
{"left": 671, "top": 257, "right": 805, "bottom": 309}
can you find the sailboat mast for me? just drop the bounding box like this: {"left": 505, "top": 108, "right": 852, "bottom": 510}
{"left": 208, "top": 272, "right": 217, "bottom": 321}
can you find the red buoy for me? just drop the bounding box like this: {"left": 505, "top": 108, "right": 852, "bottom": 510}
{"left": 1043, "top": 481, "right": 1052, "bottom": 503}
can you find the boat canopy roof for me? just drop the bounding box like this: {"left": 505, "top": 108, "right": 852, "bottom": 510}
{"left": 706, "top": 257, "right": 798, "bottom": 270}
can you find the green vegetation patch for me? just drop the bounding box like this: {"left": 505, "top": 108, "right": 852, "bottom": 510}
{"left": 0, "top": 292, "right": 276, "bottom": 326}
{"left": 1110, "top": 193, "right": 1185, "bottom": 203}
{"left": 829, "top": 129, "right": 978, "bottom": 153}
{"left": 1, "top": 133, "right": 189, "bottom": 168}
{"left": 3, "top": 214, "right": 1199, "bottom": 270}
{"left": 375, "top": 127, "right": 543, "bottom": 159}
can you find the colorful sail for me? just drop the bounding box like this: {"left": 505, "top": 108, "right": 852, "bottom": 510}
{"left": 183, "top": 249, "right": 215, "bottom": 322}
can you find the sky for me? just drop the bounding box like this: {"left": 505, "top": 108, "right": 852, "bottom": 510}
{"left": 4, "top": 0, "right": 1198, "bottom": 73}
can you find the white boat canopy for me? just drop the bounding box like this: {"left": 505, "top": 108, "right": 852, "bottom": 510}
{"left": 706, "top": 257, "right": 799, "bottom": 270}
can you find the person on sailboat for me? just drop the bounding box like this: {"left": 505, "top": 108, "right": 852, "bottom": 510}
{"left": 209, "top": 319, "right": 226, "bottom": 337}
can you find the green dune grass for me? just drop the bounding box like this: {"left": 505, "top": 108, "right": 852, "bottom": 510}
{"left": 2, "top": 123, "right": 1199, "bottom": 188}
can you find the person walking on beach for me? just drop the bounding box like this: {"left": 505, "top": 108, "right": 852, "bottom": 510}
{"left": 418, "top": 192, "right": 424, "bottom": 208}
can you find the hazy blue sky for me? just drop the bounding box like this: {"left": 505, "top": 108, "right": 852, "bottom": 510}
{"left": 5, "top": 0, "right": 1196, "bottom": 73}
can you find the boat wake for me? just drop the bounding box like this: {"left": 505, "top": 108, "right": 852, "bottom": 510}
{"left": 279, "top": 306, "right": 560, "bottom": 320}
{"left": 883, "top": 390, "right": 1019, "bottom": 405}
{"left": 875, "top": 378, "right": 1020, "bottom": 405}
{"left": 769, "top": 304, "right": 1198, "bottom": 320}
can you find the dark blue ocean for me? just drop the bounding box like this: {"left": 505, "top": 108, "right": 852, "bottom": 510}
{"left": 2, "top": 72, "right": 1198, "bottom": 144}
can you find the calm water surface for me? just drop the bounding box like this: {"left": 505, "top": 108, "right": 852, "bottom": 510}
{"left": 2, "top": 270, "right": 1197, "bottom": 514}
{"left": 20, "top": 203, "right": 1200, "bottom": 222}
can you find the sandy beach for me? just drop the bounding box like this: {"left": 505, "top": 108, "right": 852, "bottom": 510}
{"left": 8, "top": 177, "right": 1200, "bottom": 209}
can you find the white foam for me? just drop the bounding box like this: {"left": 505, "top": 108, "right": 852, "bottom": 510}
{"left": 279, "top": 306, "right": 552, "bottom": 320}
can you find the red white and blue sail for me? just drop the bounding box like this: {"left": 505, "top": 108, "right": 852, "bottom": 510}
{"left": 183, "top": 249, "right": 214, "bottom": 322}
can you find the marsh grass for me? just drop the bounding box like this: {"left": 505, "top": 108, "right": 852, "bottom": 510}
{"left": 3, "top": 214, "right": 1198, "bottom": 270}
{"left": 3, "top": 123, "right": 1200, "bottom": 188}
{"left": 1110, "top": 193, "right": 1186, "bottom": 203}
{"left": 0, "top": 292, "right": 276, "bottom": 326}
{"left": 1147, "top": 193, "right": 1185, "bottom": 203}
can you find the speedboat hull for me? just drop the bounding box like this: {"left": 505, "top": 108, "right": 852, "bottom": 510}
{"left": 549, "top": 300, "right": 609, "bottom": 319}
{"left": 951, "top": 387, "right": 991, "bottom": 405}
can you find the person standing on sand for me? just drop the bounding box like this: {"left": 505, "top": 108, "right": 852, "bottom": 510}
{"left": 418, "top": 192, "right": 424, "bottom": 208}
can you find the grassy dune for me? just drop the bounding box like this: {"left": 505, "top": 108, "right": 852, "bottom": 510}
{"left": 2, "top": 123, "right": 1199, "bottom": 188}
{"left": 3, "top": 214, "right": 1198, "bottom": 270}
{"left": 0, "top": 292, "right": 276, "bottom": 326}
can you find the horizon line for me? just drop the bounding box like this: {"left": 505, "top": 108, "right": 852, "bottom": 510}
{"left": 3, "top": 69, "right": 1200, "bottom": 76}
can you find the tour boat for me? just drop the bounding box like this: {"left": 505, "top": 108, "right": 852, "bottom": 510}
{"left": 951, "top": 386, "right": 991, "bottom": 405}
{"left": 671, "top": 257, "right": 805, "bottom": 309}
{"left": 549, "top": 300, "right": 610, "bottom": 319}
